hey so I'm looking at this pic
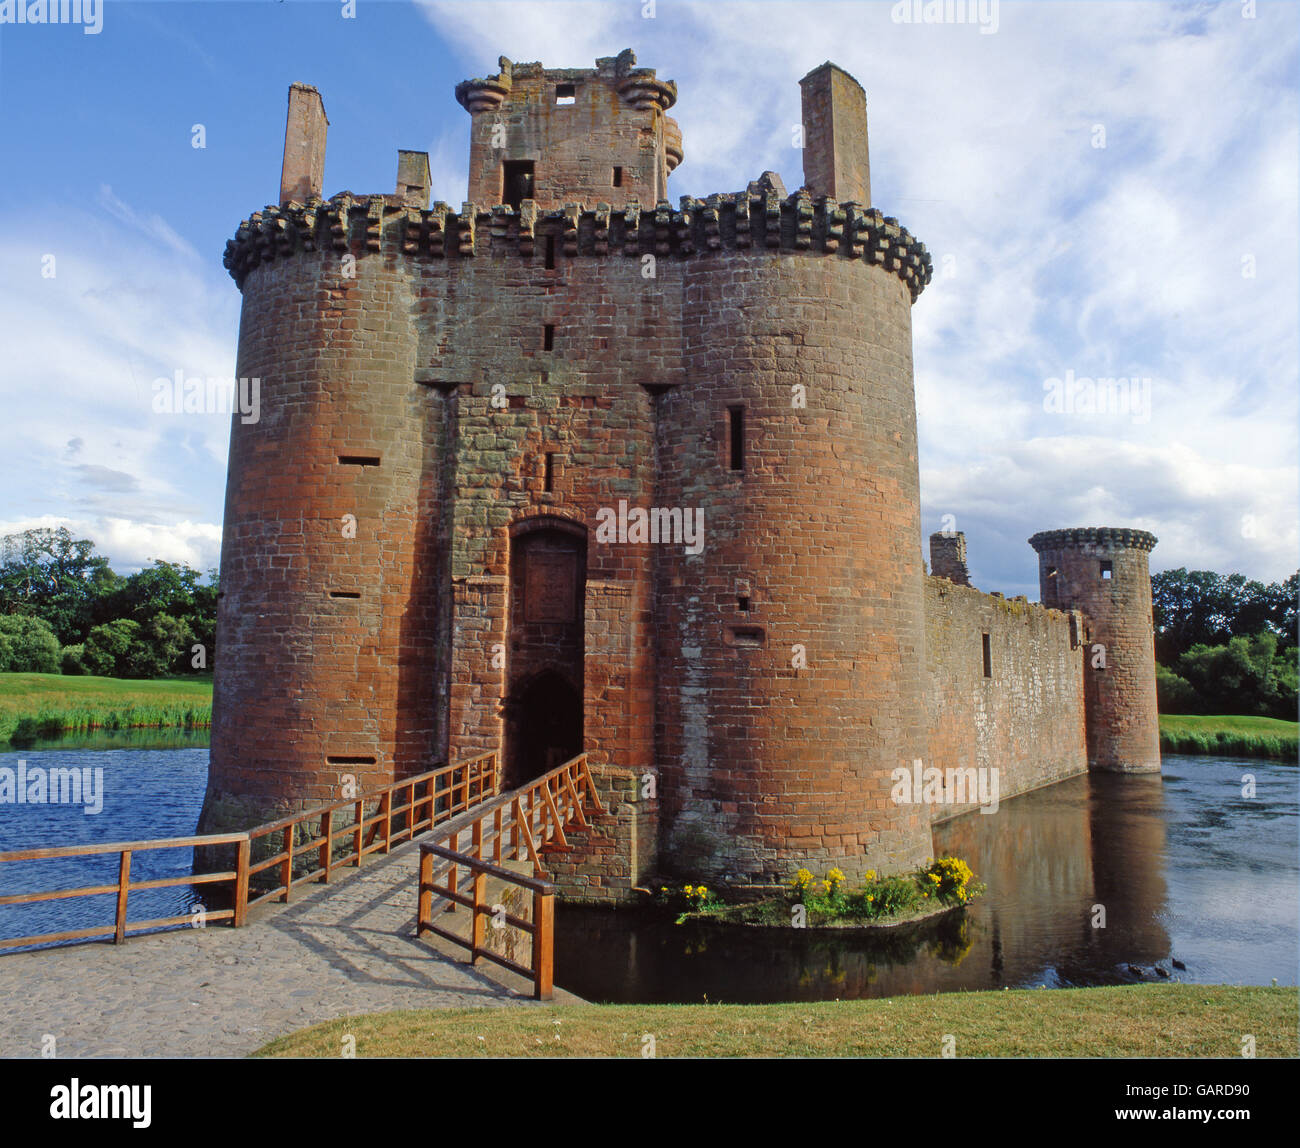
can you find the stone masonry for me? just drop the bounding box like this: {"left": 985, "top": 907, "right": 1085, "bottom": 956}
{"left": 203, "top": 50, "right": 1161, "bottom": 898}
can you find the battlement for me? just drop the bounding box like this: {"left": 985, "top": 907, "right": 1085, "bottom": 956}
{"left": 222, "top": 187, "right": 931, "bottom": 299}
{"left": 1029, "top": 527, "right": 1158, "bottom": 554}
{"left": 455, "top": 50, "right": 677, "bottom": 115}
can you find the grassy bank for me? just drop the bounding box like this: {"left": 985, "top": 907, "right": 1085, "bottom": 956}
{"left": 1159, "top": 714, "right": 1297, "bottom": 760}
{"left": 255, "top": 985, "right": 1296, "bottom": 1059}
{"left": 0, "top": 672, "right": 212, "bottom": 744}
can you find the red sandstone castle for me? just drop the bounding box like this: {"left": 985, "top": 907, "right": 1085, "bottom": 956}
{"left": 202, "top": 51, "right": 1161, "bottom": 894}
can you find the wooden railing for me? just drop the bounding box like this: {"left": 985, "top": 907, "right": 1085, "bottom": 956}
{"left": 0, "top": 752, "right": 499, "bottom": 952}
{"left": 416, "top": 753, "right": 603, "bottom": 1000}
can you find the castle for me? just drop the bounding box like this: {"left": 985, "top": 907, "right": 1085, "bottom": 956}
{"left": 201, "top": 51, "right": 1161, "bottom": 896}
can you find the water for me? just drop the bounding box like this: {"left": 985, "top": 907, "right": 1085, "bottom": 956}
{"left": 2, "top": 746, "right": 1294, "bottom": 995}
{"left": 554, "top": 756, "right": 1298, "bottom": 1002}
{"left": 0, "top": 733, "right": 210, "bottom": 948}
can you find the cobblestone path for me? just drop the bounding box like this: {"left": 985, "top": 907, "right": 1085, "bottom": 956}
{"left": 0, "top": 838, "right": 576, "bottom": 1058}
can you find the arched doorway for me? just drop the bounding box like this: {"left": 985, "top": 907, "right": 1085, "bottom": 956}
{"left": 504, "top": 521, "right": 586, "bottom": 788}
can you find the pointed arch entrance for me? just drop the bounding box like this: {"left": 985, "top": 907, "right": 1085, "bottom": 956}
{"left": 504, "top": 519, "right": 586, "bottom": 789}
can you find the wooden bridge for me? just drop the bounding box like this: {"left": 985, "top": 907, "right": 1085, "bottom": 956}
{"left": 0, "top": 752, "right": 604, "bottom": 1000}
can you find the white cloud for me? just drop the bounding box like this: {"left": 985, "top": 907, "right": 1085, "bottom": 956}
{"left": 0, "top": 191, "right": 238, "bottom": 575}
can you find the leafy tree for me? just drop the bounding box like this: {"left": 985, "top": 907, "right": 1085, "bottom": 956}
{"left": 0, "top": 614, "right": 63, "bottom": 673}
{"left": 61, "top": 644, "right": 86, "bottom": 675}
{"left": 1175, "top": 632, "right": 1292, "bottom": 719}
{"left": 1153, "top": 567, "right": 1299, "bottom": 663}
{"left": 0, "top": 528, "right": 115, "bottom": 645}
{"left": 82, "top": 619, "right": 142, "bottom": 677}
{"left": 1155, "top": 664, "right": 1200, "bottom": 714}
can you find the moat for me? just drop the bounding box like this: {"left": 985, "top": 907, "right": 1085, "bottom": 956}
{"left": 1, "top": 742, "right": 1294, "bottom": 1000}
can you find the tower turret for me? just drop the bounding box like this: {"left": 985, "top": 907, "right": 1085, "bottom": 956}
{"left": 1029, "top": 527, "right": 1161, "bottom": 773}
{"left": 457, "top": 48, "right": 680, "bottom": 211}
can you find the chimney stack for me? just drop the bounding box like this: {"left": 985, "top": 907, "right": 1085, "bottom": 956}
{"left": 799, "top": 63, "right": 870, "bottom": 206}
{"left": 280, "top": 83, "right": 328, "bottom": 205}
{"left": 396, "top": 150, "right": 432, "bottom": 210}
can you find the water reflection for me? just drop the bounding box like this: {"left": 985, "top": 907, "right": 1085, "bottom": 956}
{"left": 556, "top": 758, "right": 1297, "bottom": 1002}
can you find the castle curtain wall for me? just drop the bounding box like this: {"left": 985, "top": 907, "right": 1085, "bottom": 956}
{"left": 923, "top": 577, "right": 1088, "bottom": 820}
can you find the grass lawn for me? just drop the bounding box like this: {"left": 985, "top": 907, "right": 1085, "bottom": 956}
{"left": 0, "top": 672, "right": 213, "bottom": 744}
{"left": 1159, "top": 713, "right": 1297, "bottom": 760}
{"left": 254, "top": 985, "right": 1297, "bottom": 1059}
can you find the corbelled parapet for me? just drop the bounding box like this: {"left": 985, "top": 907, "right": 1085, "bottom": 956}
{"left": 1029, "top": 527, "right": 1158, "bottom": 554}
{"left": 455, "top": 55, "right": 513, "bottom": 113}
{"left": 223, "top": 188, "right": 932, "bottom": 299}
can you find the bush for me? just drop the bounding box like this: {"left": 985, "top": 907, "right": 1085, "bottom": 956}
{"left": 1156, "top": 664, "right": 1200, "bottom": 713}
{"left": 0, "top": 614, "right": 62, "bottom": 673}
{"left": 60, "top": 643, "right": 87, "bottom": 675}
{"left": 82, "top": 619, "right": 141, "bottom": 677}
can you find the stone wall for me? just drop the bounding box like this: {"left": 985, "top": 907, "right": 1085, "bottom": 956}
{"left": 542, "top": 763, "right": 658, "bottom": 902}
{"left": 923, "top": 577, "right": 1088, "bottom": 821}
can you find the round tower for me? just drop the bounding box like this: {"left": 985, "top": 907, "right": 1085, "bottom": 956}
{"left": 201, "top": 87, "right": 441, "bottom": 833}
{"left": 1028, "top": 527, "right": 1161, "bottom": 773}
{"left": 652, "top": 63, "right": 934, "bottom": 886}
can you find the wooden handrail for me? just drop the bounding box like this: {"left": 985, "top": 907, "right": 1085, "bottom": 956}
{"left": 415, "top": 753, "right": 599, "bottom": 1001}
{"left": 0, "top": 752, "right": 500, "bottom": 952}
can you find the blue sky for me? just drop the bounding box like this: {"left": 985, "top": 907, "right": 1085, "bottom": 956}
{"left": 1, "top": 0, "right": 1296, "bottom": 598}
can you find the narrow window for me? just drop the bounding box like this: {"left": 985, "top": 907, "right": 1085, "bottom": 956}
{"left": 544, "top": 452, "right": 556, "bottom": 492}
{"left": 544, "top": 235, "right": 556, "bottom": 270}
{"left": 612, "top": 166, "right": 623, "bottom": 188}
{"left": 728, "top": 406, "right": 745, "bottom": 471}
{"left": 326, "top": 755, "right": 376, "bottom": 766}
{"left": 329, "top": 590, "right": 361, "bottom": 600}
{"left": 982, "top": 632, "right": 992, "bottom": 678}
{"left": 502, "top": 160, "right": 534, "bottom": 211}
{"left": 1046, "top": 565, "right": 1057, "bottom": 579}
{"left": 338, "top": 454, "right": 381, "bottom": 467}
{"left": 543, "top": 323, "right": 555, "bottom": 351}
{"left": 737, "top": 595, "right": 750, "bottom": 613}
{"left": 555, "top": 83, "right": 576, "bottom": 105}
{"left": 1100, "top": 560, "right": 1113, "bottom": 580}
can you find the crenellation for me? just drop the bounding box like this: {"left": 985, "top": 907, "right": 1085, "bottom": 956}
{"left": 224, "top": 189, "right": 932, "bottom": 299}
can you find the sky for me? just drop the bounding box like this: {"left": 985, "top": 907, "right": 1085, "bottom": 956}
{"left": 0, "top": 0, "right": 1296, "bottom": 600}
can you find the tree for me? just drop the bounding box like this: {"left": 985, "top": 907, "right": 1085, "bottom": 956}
{"left": 0, "top": 528, "right": 115, "bottom": 646}
{"left": 1175, "top": 632, "right": 1292, "bottom": 719}
{"left": 82, "top": 619, "right": 142, "bottom": 677}
{"left": 1153, "top": 567, "right": 1300, "bottom": 663}
{"left": 0, "top": 615, "right": 64, "bottom": 673}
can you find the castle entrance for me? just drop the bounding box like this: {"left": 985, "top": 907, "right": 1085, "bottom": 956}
{"left": 504, "top": 522, "right": 586, "bottom": 788}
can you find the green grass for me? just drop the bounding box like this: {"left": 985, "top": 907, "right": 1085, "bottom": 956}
{"left": 0, "top": 672, "right": 213, "bottom": 744}
{"left": 253, "top": 985, "right": 1296, "bottom": 1059}
{"left": 1159, "top": 714, "right": 1297, "bottom": 760}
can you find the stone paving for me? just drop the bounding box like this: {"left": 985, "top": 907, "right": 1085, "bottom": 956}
{"left": 0, "top": 838, "right": 577, "bottom": 1059}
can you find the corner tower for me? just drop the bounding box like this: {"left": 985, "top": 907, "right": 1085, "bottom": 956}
{"left": 1029, "top": 528, "right": 1161, "bottom": 773}
{"left": 653, "top": 62, "right": 932, "bottom": 885}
